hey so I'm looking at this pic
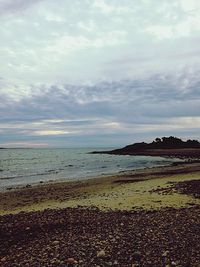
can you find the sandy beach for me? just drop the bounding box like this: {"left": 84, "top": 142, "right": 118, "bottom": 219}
{"left": 0, "top": 161, "right": 200, "bottom": 266}
{"left": 1, "top": 161, "right": 200, "bottom": 215}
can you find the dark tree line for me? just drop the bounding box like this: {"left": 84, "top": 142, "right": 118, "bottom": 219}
{"left": 122, "top": 136, "right": 200, "bottom": 152}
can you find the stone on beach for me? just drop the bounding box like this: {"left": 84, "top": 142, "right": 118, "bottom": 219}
{"left": 0, "top": 205, "right": 200, "bottom": 266}
{"left": 97, "top": 250, "right": 106, "bottom": 257}
{"left": 132, "top": 251, "right": 142, "bottom": 261}
{"left": 66, "top": 257, "right": 77, "bottom": 266}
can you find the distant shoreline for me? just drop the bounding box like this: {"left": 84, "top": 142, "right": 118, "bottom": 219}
{"left": 91, "top": 148, "right": 200, "bottom": 158}
{"left": 91, "top": 137, "right": 200, "bottom": 158}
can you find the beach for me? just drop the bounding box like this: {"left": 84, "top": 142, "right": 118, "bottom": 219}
{"left": 0, "top": 160, "right": 200, "bottom": 266}
{"left": 1, "top": 0, "right": 200, "bottom": 265}
{"left": 1, "top": 161, "right": 200, "bottom": 214}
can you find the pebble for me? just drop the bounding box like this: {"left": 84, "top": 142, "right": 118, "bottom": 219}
{"left": 162, "top": 251, "right": 170, "bottom": 257}
{"left": 52, "top": 240, "right": 60, "bottom": 246}
{"left": 97, "top": 250, "right": 106, "bottom": 258}
{"left": 67, "top": 257, "right": 76, "bottom": 264}
{"left": 132, "top": 251, "right": 142, "bottom": 261}
{"left": 1, "top": 257, "right": 6, "bottom": 263}
{"left": 0, "top": 206, "right": 200, "bottom": 267}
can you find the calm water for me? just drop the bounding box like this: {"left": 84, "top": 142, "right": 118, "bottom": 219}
{"left": 0, "top": 148, "right": 180, "bottom": 190}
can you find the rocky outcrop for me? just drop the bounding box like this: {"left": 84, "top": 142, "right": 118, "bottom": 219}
{"left": 91, "top": 137, "right": 200, "bottom": 158}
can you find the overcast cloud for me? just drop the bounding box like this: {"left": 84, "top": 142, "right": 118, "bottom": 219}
{"left": 0, "top": 0, "right": 200, "bottom": 147}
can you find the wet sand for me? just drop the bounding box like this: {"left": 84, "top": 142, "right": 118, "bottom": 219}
{"left": 1, "top": 161, "right": 200, "bottom": 215}
{"left": 0, "top": 161, "right": 200, "bottom": 266}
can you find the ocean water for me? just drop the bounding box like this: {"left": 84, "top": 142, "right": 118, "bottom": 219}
{"left": 0, "top": 148, "right": 180, "bottom": 190}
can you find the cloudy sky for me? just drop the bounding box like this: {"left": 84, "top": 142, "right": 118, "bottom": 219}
{"left": 0, "top": 0, "right": 200, "bottom": 147}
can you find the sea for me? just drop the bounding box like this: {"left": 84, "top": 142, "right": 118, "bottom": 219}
{"left": 0, "top": 148, "right": 181, "bottom": 190}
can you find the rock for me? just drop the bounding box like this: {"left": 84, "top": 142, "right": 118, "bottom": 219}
{"left": 132, "top": 251, "right": 142, "bottom": 261}
{"left": 1, "top": 204, "right": 200, "bottom": 267}
{"left": 51, "top": 258, "right": 61, "bottom": 265}
{"left": 1, "top": 257, "right": 6, "bottom": 263}
{"left": 97, "top": 250, "right": 106, "bottom": 257}
{"left": 162, "top": 251, "right": 170, "bottom": 257}
{"left": 52, "top": 240, "right": 59, "bottom": 245}
{"left": 67, "top": 257, "right": 76, "bottom": 264}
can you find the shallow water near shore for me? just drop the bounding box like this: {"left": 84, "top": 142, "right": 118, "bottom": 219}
{"left": 0, "top": 148, "right": 180, "bottom": 189}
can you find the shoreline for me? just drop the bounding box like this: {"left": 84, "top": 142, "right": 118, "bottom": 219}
{"left": 1, "top": 160, "right": 200, "bottom": 215}
{"left": 1, "top": 160, "right": 200, "bottom": 266}
{"left": 0, "top": 158, "right": 180, "bottom": 192}
{"left": 0, "top": 154, "right": 180, "bottom": 192}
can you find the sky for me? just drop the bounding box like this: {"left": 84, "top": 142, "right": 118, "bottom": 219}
{"left": 0, "top": 0, "right": 200, "bottom": 148}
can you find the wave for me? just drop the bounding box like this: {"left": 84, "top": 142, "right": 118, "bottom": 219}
{"left": 0, "top": 149, "right": 179, "bottom": 188}
{"left": 0, "top": 169, "right": 61, "bottom": 180}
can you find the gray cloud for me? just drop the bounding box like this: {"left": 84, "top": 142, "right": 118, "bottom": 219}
{"left": 0, "top": 0, "right": 44, "bottom": 15}
{"left": 1, "top": 75, "right": 200, "bottom": 121}
{"left": 1, "top": 73, "right": 200, "bottom": 146}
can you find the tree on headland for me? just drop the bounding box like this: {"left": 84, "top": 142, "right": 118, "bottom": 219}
{"left": 152, "top": 136, "right": 200, "bottom": 149}
{"left": 155, "top": 138, "right": 161, "bottom": 143}
{"left": 123, "top": 136, "right": 200, "bottom": 151}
